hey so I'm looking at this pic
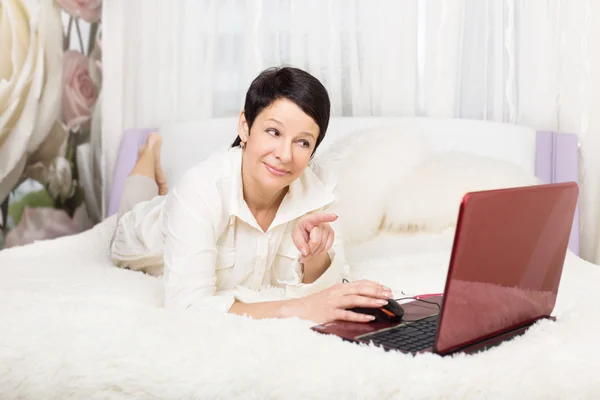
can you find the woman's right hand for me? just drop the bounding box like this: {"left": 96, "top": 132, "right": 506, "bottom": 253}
{"left": 288, "top": 280, "right": 394, "bottom": 324}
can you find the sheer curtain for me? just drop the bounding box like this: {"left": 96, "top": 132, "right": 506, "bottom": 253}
{"left": 102, "top": 0, "right": 600, "bottom": 263}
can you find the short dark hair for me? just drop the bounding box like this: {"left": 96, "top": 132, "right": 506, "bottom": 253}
{"left": 232, "top": 66, "right": 331, "bottom": 155}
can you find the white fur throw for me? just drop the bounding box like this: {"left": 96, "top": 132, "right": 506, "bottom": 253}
{"left": 313, "top": 126, "right": 430, "bottom": 245}
{"left": 2, "top": 216, "right": 600, "bottom": 399}
{"left": 381, "top": 151, "right": 540, "bottom": 232}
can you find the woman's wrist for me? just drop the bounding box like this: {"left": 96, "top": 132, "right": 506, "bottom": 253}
{"left": 302, "top": 251, "right": 331, "bottom": 283}
{"left": 278, "top": 297, "right": 305, "bottom": 319}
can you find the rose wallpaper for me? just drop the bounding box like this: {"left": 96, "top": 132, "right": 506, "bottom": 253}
{"left": 0, "top": 0, "right": 103, "bottom": 249}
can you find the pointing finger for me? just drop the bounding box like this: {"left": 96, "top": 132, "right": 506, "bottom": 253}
{"left": 303, "top": 213, "right": 338, "bottom": 231}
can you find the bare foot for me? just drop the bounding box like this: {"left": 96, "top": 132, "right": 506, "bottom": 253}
{"left": 145, "top": 133, "right": 168, "bottom": 195}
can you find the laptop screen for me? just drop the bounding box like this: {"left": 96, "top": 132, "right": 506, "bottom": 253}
{"left": 434, "top": 183, "right": 578, "bottom": 355}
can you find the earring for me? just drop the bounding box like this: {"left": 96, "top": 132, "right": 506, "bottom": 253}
{"left": 240, "top": 141, "right": 246, "bottom": 149}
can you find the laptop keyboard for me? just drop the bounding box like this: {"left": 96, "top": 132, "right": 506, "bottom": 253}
{"left": 357, "top": 316, "right": 439, "bottom": 352}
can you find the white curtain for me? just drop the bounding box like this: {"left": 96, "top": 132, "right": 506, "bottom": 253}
{"left": 102, "top": 0, "right": 600, "bottom": 263}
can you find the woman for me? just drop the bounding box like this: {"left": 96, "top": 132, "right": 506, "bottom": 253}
{"left": 111, "top": 67, "right": 392, "bottom": 324}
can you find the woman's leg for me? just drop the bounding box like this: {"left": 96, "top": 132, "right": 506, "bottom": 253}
{"left": 130, "top": 133, "right": 168, "bottom": 194}
{"left": 117, "top": 133, "right": 168, "bottom": 219}
{"left": 111, "top": 133, "right": 168, "bottom": 276}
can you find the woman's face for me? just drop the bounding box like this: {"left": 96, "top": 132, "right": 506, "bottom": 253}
{"left": 238, "top": 98, "right": 319, "bottom": 196}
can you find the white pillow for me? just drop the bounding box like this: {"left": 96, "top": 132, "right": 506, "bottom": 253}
{"left": 312, "top": 126, "right": 431, "bottom": 245}
{"left": 382, "top": 151, "right": 541, "bottom": 233}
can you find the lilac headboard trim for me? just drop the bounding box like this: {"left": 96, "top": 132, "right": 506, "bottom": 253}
{"left": 535, "top": 131, "right": 580, "bottom": 255}
{"left": 535, "top": 132, "right": 553, "bottom": 184}
{"left": 107, "top": 128, "right": 155, "bottom": 217}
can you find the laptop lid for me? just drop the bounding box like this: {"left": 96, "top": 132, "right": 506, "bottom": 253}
{"left": 433, "top": 182, "right": 579, "bottom": 355}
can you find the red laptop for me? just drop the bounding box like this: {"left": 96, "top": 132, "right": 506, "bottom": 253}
{"left": 311, "top": 182, "right": 579, "bottom": 355}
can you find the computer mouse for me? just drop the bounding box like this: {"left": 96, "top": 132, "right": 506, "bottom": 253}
{"left": 349, "top": 298, "right": 405, "bottom": 323}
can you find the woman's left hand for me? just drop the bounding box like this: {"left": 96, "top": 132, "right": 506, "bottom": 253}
{"left": 292, "top": 213, "right": 338, "bottom": 263}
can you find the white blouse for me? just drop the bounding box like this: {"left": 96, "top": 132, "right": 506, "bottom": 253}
{"left": 111, "top": 146, "right": 350, "bottom": 313}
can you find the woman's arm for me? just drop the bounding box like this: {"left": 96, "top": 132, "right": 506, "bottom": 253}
{"left": 229, "top": 280, "right": 393, "bottom": 324}
{"left": 162, "top": 167, "right": 237, "bottom": 313}
{"left": 229, "top": 299, "right": 294, "bottom": 319}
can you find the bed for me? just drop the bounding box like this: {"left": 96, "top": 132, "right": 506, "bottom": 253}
{"left": 1, "top": 117, "right": 598, "bottom": 399}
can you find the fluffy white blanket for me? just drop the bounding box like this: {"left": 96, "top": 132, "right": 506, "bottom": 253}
{"left": 1, "top": 217, "right": 599, "bottom": 399}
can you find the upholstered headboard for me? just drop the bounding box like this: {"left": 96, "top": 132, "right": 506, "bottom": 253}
{"left": 106, "top": 118, "right": 580, "bottom": 255}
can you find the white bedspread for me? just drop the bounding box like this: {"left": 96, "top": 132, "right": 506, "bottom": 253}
{"left": 1, "top": 218, "right": 599, "bottom": 399}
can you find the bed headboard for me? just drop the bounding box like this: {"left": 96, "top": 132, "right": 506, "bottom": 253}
{"left": 106, "top": 118, "right": 580, "bottom": 255}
